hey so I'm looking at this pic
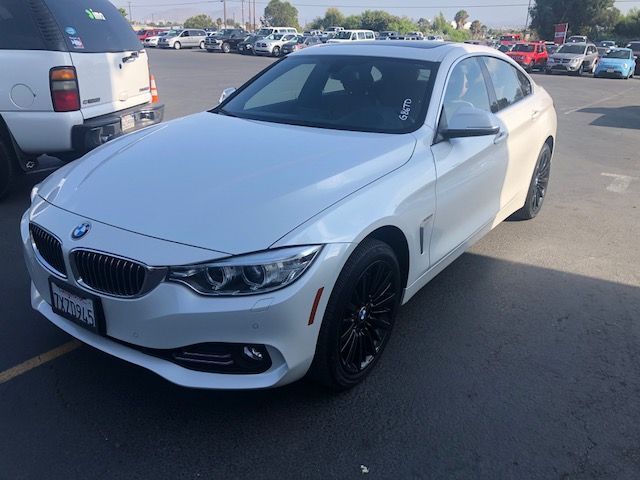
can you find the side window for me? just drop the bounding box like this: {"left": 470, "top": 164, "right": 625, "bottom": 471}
{"left": 0, "top": 0, "right": 48, "bottom": 50}
{"left": 357, "top": 32, "right": 366, "bottom": 40}
{"left": 366, "top": 32, "right": 374, "bottom": 40}
{"left": 181, "top": 31, "right": 189, "bottom": 37}
{"left": 516, "top": 70, "right": 532, "bottom": 97}
{"left": 441, "top": 57, "right": 492, "bottom": 128}
{"left": 482, "top": 57, "right": 525, "bottom": 112}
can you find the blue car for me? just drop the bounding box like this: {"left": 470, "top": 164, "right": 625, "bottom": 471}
{"left": 594, "top": 48, "right": 636, "bottom": 79}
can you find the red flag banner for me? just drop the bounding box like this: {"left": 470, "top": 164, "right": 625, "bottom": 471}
{"left": 554, "top": 23, "right": 569, "bottom": 44}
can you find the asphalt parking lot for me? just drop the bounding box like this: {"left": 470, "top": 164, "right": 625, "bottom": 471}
{"left": 1, "top": 47, "right": 639, "bottom": 479}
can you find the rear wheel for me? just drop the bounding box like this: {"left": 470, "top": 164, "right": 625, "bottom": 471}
{"left": 199, "top": 40, "right": 205, "bottom": 49}
{"left": 511, "top": 142, "right": 552, "bottom": 221}
{"left": 309, "top": 239, "right": 401, "bottom": 390}
{"left": 173, "top": 41, "right": 181, "bottom": 50}
{"left": 0, "top": 136, "right": 16, "bottom": 200}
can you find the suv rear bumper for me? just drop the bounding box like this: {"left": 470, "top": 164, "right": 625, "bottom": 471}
{"left": 71, "top": 102, "right": 164, "bottom": 154}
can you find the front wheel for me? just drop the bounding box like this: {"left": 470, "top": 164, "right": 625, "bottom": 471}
{"left": 272, "top": 46, "right": 280, "bottom": 57}
{"left": 308, "top": 239, "right": 402, "bottom": 390}
{"left": 222, "top": 42, "right": 231, "bottom": 53}
{"left": 173, "top": 41, "right": 181, "bottom": 50}
{"left": 510, "top": 142, "right": 552, "bottom": 220}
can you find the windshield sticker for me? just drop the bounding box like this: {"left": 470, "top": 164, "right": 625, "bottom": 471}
{"left": 399, "top": 99, "right": 412, "bottom": 121}
{"left": 65, "top": 26, "right": 77, "bottom": 35}
{"left": 85, "top": 9, "right": 106, "bottom": 21}
{"left": 69, "top": 36, "right": 85, "bottom": 49}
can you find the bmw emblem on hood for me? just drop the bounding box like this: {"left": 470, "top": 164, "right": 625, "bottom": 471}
{"left": 71, "top": 222, "right": 91, "bottom": 240}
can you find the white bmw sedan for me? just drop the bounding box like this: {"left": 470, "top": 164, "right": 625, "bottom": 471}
{"left": 22, "top": 42, "right": 556, "bottom": 390}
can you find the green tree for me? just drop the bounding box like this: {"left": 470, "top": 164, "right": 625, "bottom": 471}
{"left": 359, "top": 10, "right": 394, "bottom": 32}
{"left": 615, "top": 8, "right": 640, "bottom": 39}
{"left": 263, "top": 0, "right": 300, "bottom": 29}
{"left": 184, "top": 14, "right": 214, "bottom": 29}
{"left": 389, "top": 17, "right": 419, "bottom": 34}
{"left": 470, "top": 19, "right": 482, "bottom": 38}
{"left": 343, "top": 15, "right": 363, "bottom": 29}
{"left": 432, "top": 12, "right": 450, "bottom": 33}
{"left": 216, "top": 17, "right": 223, "bottom": 28}
{"left": 454, "top": 10, "right": 469, "bottom": 30}
{"left": 417, "top": 18, "right": 431, "bottom": 33}
{"left": 529, "top": 0, "right": 616, "bottom": 40}
{"left": 118, "top": 7, "right": 127, "bottom": 18}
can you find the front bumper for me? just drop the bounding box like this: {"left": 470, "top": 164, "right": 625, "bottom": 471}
{"left": 594, "top": 67, "right": 626, "bottom": 78}
{"left": 21, "top": 202, "right": 347, "bottom": 389}
{"left": 547, "top": 62, "right": 582, "bottom": 72}
{"left": 71, "top": 102, "right": 164, "bottom": 154}
{"left": 205, "top": 41, "right": 222, "bottom": 51}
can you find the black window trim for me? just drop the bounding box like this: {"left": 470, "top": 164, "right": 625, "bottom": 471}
{"left": 479, "top": 55, "right": 533, "bottom": 114}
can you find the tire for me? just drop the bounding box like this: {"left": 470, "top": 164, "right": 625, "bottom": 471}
{"left": 0, "top": 135, "right": 17, "bottom": 200}
{"left": 510, "top": 142, "right": 552, "bottom": 221}
{"left": 545, "top": 68, "right": 552, "bottom": 75}
{"left": 574, "top": 64, "right": 584, "bottom": 76}
{"left": 222, "top": 42, "right": 231, "bottom": 54}
{"left": 173, "top": 41, "right": 181, "bottom": 50}
{"left": 272, "top": 46, "right": 280, "bottom": 57}
{"left": 199, "top": 41, "right": 205, "bottom": 49}
{"left": 308, "top": 238, "right": 402, "bottom": 390}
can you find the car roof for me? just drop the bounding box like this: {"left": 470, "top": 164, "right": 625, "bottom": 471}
{"left": 295, "top": 41, "right": 500, "bottom": 62}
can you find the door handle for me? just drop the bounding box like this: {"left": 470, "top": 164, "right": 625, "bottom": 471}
{"left": 531, "top": 109, "right": 541, "bottom": 120}
{"left": 494, "top": 130, "right": 508, "bottom": 144}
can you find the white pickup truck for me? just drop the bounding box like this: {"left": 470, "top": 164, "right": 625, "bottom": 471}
{"left": 0, "top": 0, "right": 164, "bottom": 198}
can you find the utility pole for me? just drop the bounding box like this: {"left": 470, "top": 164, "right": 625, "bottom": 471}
{"left": 127, "top": 1, "right": 132, "bottom": 22}
{"left": 241, "top": 0, "right": 244, "bottom": 29}
{"left": 253, "top": 0, "right": 256, "bottom": 30}
{"left": 524, "top": 0, "right": 532, "bottom": 39}
{"left": 223, "top": 0, "right": 227, "bottom": 27}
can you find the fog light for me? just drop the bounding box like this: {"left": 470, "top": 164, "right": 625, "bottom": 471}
{"left": 243, "top": 345, "right": 264, "bottom": 361}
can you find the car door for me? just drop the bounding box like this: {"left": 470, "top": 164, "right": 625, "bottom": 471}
{"left": 481, "top": 56, "right": 542, "bottom": 212}
{"left": 430, "top": 57, "right": 509, "bottom": 265}
{"left": 587, "top": 45, "right": 599, "bottom": 69}
{"left": 180, "top": 30, "right": 190, "bottom": 46}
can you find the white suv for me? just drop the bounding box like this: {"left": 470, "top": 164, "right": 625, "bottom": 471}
{"left": 0, "top": 0, "right": 164, "bottom": 198}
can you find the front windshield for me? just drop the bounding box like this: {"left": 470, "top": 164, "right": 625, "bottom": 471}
{"left": 557, "top": 44, "right": 586, "bottom": 54}
{"left": 335, "top": 31, "right": 353, "bottom": 39}
{"left": 513, "top": 44, "right": 535, "bottom": 52}
{"left": 296, "top": 36, "right": 306, "bottom": 44}
{"left": 256, "top": 28, "right": 273, "bottom": 36}
{"left": 267, "top": 34, "right": 284, "bottom": 40}
{"left": 217, "top": 55, "right": 438, "bottom": 134}
{"left": 605, "top": 49, "right": 631, "bottom": 59}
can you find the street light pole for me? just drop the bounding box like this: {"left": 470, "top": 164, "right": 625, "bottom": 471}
{"left": 223, "top": 0, "right": 227, "bottom": 27}
{"left": 524, "top": 0, "right": 532, "bottom": 39}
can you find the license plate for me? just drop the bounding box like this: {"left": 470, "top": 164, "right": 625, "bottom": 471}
{"left": 49, "top": 279, "right": 102, "bottom": 333}
{"left": 607, "top": 69, "right": 614, "bottom": 73}
{"left": 121, "top": 113, "right": 135, "bottom": 132}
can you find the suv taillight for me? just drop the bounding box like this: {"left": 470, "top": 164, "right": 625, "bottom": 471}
{"left": 50, "top": 67, "right": 80, "bottom": 112}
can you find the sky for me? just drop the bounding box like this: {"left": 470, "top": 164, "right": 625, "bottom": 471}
{"left": 113, "top": 0, "right": 640, "bottom": 28}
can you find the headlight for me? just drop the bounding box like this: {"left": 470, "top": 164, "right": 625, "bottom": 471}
{"left": 167, "top": 245, "right": 322, "bottom": 296}
{"left": 623, "top": 63, "right": 628, "bottom": 68}
{"left": 571, "top": 58, "right": 581, "bottom": 64}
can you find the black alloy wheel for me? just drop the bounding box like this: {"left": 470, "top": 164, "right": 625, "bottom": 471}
{"left": 511, "top": 142, "right": 552, "bottom": 220}
{"left": 309, "top": 239, "right": 401, "bottom": 390}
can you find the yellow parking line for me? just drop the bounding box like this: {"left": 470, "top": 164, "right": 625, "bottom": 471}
{"left": 0, "top": 340, "right": 80, "bottom": 385}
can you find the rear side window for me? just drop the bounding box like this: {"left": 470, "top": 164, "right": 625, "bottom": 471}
{"left": 43, "top": 0, "right": 141, "bottom": 53}
{"left": 481, "top": 57, "right": 525, "bottom": 112}
{"left": 0, "top": 0, "right": 48, "bottom": 50}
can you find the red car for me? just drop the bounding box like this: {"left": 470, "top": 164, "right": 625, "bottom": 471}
{"left": 136, "top": 29, "right": 162, "bottom": 41}
{"left": 506, "top": 42, "right": 549, "bottom": 72}
{"left": 500, "top": 33, "right": 522, "bottom": 46}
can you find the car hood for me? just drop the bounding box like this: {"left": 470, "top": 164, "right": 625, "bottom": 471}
{"left": 39, "top": 112, "right": 416, "bottom": 254}
{"left": 551, "top": 52, "right": 585, "bottom": 60}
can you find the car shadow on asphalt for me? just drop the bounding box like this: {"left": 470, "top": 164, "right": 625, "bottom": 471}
{"left": 3, "top": 238, "right": 640, "bottom": 477}
{"left": 578, "top": 105, "right": 640, "bottom": 129}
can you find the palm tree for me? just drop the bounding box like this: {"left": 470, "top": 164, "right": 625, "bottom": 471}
{"left": 454, "top": 10, "right": 469, "bottom": 30}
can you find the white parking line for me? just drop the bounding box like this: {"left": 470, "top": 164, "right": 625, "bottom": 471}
{"left": 0, "top": 340, "right": 80, "bottom": 385}
{"left": 564, "top": 86, "right": 638, "bottom": 115}
{"left": 602, "top": 173, "right": 637, "bottom": 193}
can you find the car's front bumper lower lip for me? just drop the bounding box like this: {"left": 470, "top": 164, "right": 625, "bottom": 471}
{"left": 21, "top": 204, "right": 347, "bottom": 389}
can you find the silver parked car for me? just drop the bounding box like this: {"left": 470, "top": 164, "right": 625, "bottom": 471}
{"left": 545, "top": 42, "right": 599, "bottom": 75}
{"left": 158, "top": 29, "right": 207, "bottom": 50}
